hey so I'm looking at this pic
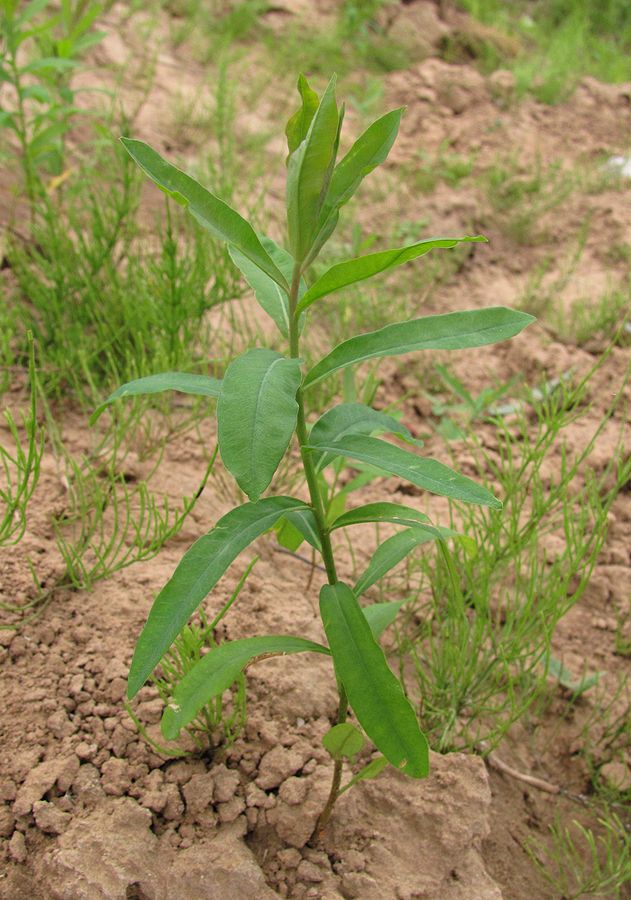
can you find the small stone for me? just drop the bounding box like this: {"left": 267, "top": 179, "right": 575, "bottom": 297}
{"left": 47, "top": 710, "right": 78, "bottom": 740}
{"left": 101, "top": 758, "right": 131, "bottom": 796}
{"left": 245, "top": 783, "right": 268, "bottom": 808}
{"left": 8, "top": 830, "right": 27, "bottom": 863}
{"left": 136, "top": 698, "right": 164, "bottom": 724}
{"left": 217, "top": 796, "right": 246, "bottom": 824}
{"left": 297, "top": 860, "right": 324, "bottom": 883}
{"left": 182, "top": 772, "right": 215, "bottom": 823}
{"left": 277, "top": 848, "right": 301, "bottom": 869}
{"left": 13, "top": 757, "right": 75, "bottom": 816}
{"left": 164, "top": 759, "right": 206, "bottom": 785}
{"left": 256, "top": 746, "right": 307, "bottom": 790}
{"left": 213, "top": 765, "right": 240, "bottom": 803}
{"left": 0, "top": 780, "right": 16, "bottom": 802}
{"left": 71, "top": 764, "right": 104, "bottom": 804}
{"left": 75, "top": 741, "right": 98, "bottom": 761}
{"left": 278, "top": 777, "right": 308, "bottom": 806}
{"left": 33, "top": 801, "right": 71, "bottom": 834}
{"left": 162, "top": 783, "right": 184, "bottom": 821}
{"left": 0, "top": 804, "right": 15, "bottom": 838}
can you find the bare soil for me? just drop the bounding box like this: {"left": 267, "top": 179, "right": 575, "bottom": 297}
{"left": 1, "top": 2, "right": 630, "bottom": 897}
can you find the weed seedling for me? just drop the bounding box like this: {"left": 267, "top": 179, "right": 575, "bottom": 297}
{"left": 96, "top": 75, "right": 534, "bottom": 833}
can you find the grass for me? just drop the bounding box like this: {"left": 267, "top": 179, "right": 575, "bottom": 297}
{"left": 454, "top": 0, "right": 631, "bottom": 103}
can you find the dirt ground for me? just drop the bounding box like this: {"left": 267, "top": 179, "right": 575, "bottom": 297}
{"left": 1, "top": 2, "right": 630, "bottom": 897}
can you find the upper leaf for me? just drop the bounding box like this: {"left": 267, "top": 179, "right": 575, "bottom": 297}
{"left": 162, "top": 635, "right": 330, "bottom": 740}
{"left": 361, "top": 599, "right": 408, "bottom": 639}
{"left": 323, "top": 108, "right": 403, "bottom": 218}
{"left": 217, "top": 349, "right": 302, "bottom": 501}
{"left": 90, "top": 372, "right": 222, "bottom": 424}
{"left": 309, "top": 402, "right": 416, "bottom": 471}
{"left": 285, "top": 74, "right": 320, "bottom": 158}
{"left": 127, "top": 497, "right": 309, "bottom": 698}
{"left": 297, "top": 236, "right": 486, "bottom": 313}
{"left": 304, "top": 307, "right": 536, "bottom": 388}
{"left": 306, "top": 434, "right": 502, "bottom": 508}
{"left": 320, "top": 582, "right": 429, "bottom": 778}
{"left": 286, "top": 76, "right": 340, "bottom": 263}
{"left": 121, "top": 138, "right": 289, "bottom": 291}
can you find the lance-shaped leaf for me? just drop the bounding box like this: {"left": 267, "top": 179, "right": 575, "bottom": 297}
{"left": 276, "top": 507, "right": 322, "bottom": 552}
{"left": 323, "top": 108, "right": 403, "bottom": 218}
{"left": 306, "top": 108, "right": 403, "bottom": 265}
{"left": 362, "top": 599, "right": 408, "bottom": 639}
{"left": 309, "top": 402, "right": 416, "bottom": 470}
{"left": 127, "top": 497, "right": 309, "bottom": 698}
{"left": 90, "top": 372, "right": 221, "bottom": 424}
{"left": 286, "top": 76, "right": 340, "bottom": 262}
{"left": 297, "top": 236, "right": 486, "bottom": 313}
{"left": 330, "top": 501, "right": 431, "bottom": 531}
{"left": 229, "top": 236, "right": 306, "bottom": 338}
{"left": 320, "top": 582, "right": 429, "bottom": 778}
{"left": 355, "top": 528, "right": 451, "bottom": 596}
{"left": 161, "top": 635, "right": 330, "bottom": 740}
{"left": 121, "top": 138, "right": 288, "bottom": 291}
{"left": 217, "top": 349, "right": 302, "bottom": 501}
{"left": 306, "top": 434, "right": 502, "bottom": 508}
{"left": 304, "top": 308, "right": 536, "bottom": 388}
{"left": 285, "top": 74, "right": 320, "bottom": 157}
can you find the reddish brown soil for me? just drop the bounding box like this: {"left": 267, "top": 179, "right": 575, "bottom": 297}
{"left": 1, "top": 2, "right": 630, "bottom": 898}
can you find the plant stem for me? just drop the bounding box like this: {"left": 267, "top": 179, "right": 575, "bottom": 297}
{"left": 287, "top": 262, "right": 348, "bottom": 834}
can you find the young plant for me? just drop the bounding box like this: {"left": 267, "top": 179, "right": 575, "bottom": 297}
{"left": 1, "top": 0, "right": 106, "bottom": 203}
{"left": 96, "top": 75, "right": 534, "bottom": 832}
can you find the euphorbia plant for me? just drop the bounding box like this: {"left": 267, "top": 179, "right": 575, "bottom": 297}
{"left": 95, "top": 75, "right": 534, "bottom": 833}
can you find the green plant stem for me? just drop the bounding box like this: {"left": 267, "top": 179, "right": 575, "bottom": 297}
{"left": 288, "top": 262, "right": 348, "bottom": 834}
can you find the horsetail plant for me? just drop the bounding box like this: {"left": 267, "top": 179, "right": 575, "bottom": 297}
{"left": 94, "top": 75, "right": 534, "bottom": 833}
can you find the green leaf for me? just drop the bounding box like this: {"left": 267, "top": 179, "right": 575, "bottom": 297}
{"left": 320, "top": 582, "right": 428, "bottom": 778}
{"left": 285, "top": 74, "right": 320, "bottom": 157}
{"left": 283, "top": 508, "right": 322, "bottom": 551}
{"left": 90, "top": 372, "right": 222, "bottom": 424}
{"left": 297, "top": 236, "right": 486, "bottom": 313}
{"left": 217, "top": 349, "right": 302, "bottom": 501}
{"left": 356, "top": 528, "right": 447, "bottom": 596}
{"left": 361, "top": 599, "right": 407, "bottom": 639}
{"left": 307, "top": 434, "right": 502, "bottom": 508}
{"left": 286, "top": 76, "right": 340, "bottom": 262}
{"left": 309, "top": 402, "right": 416, "bottom": 471}
{"left": 121, "top": 138, "right": 288, "bottom": 291}
{"left": 304, "top": 308, "right": 536, "bottom": 388}
{"left": 127, "top": 497, "right": 309, "bottom": 698}
{"left": 322, "top": 108, "right": 403, "bottom": 218}
{"left": 161, "top": 635, "right": 330, "bottom": 739}
{"left": 330, "top": 501, "right": 430, "bottom": 531}
{"left": 228, "top": 236, "right": 306, "bottom": 338}
{"left": 21, "top": 57, "right": 79, "bottom": 73}
{"left": 340, "top": 756, "right": 389, "bottom": 793}
{"left": 322, "top": 723, "right": 364, "bottom": 760}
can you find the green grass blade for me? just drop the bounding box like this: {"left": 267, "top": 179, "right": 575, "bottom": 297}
{"left": 120, "top": 137, "right": 289, "bottom": 290}
{"left": 320, "top": 582, "right": 429, "bottom": 778}
{"left": 297, "top": 236, "right": 487, "bottom": 313}
{"left": 127, "top": 497, "right": 309, "bottom": 698}
{"left": 161, "top": 634, "right": 330, "bottom": 739}
{"left": 304, "top": 308, "right": 535, "bottom": 388}
{"left": 90, "top": 372, "right": 222, "bottom": 423}
{"left": 217, "top": 349, "right": 302, "bottom": 501}
{"left": 307, "top": 434, "right": 502, "bottom": 508}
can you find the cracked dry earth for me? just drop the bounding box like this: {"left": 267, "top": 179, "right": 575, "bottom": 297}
{"left": 1, "top": 2, "right": 631, "bottom": 898}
